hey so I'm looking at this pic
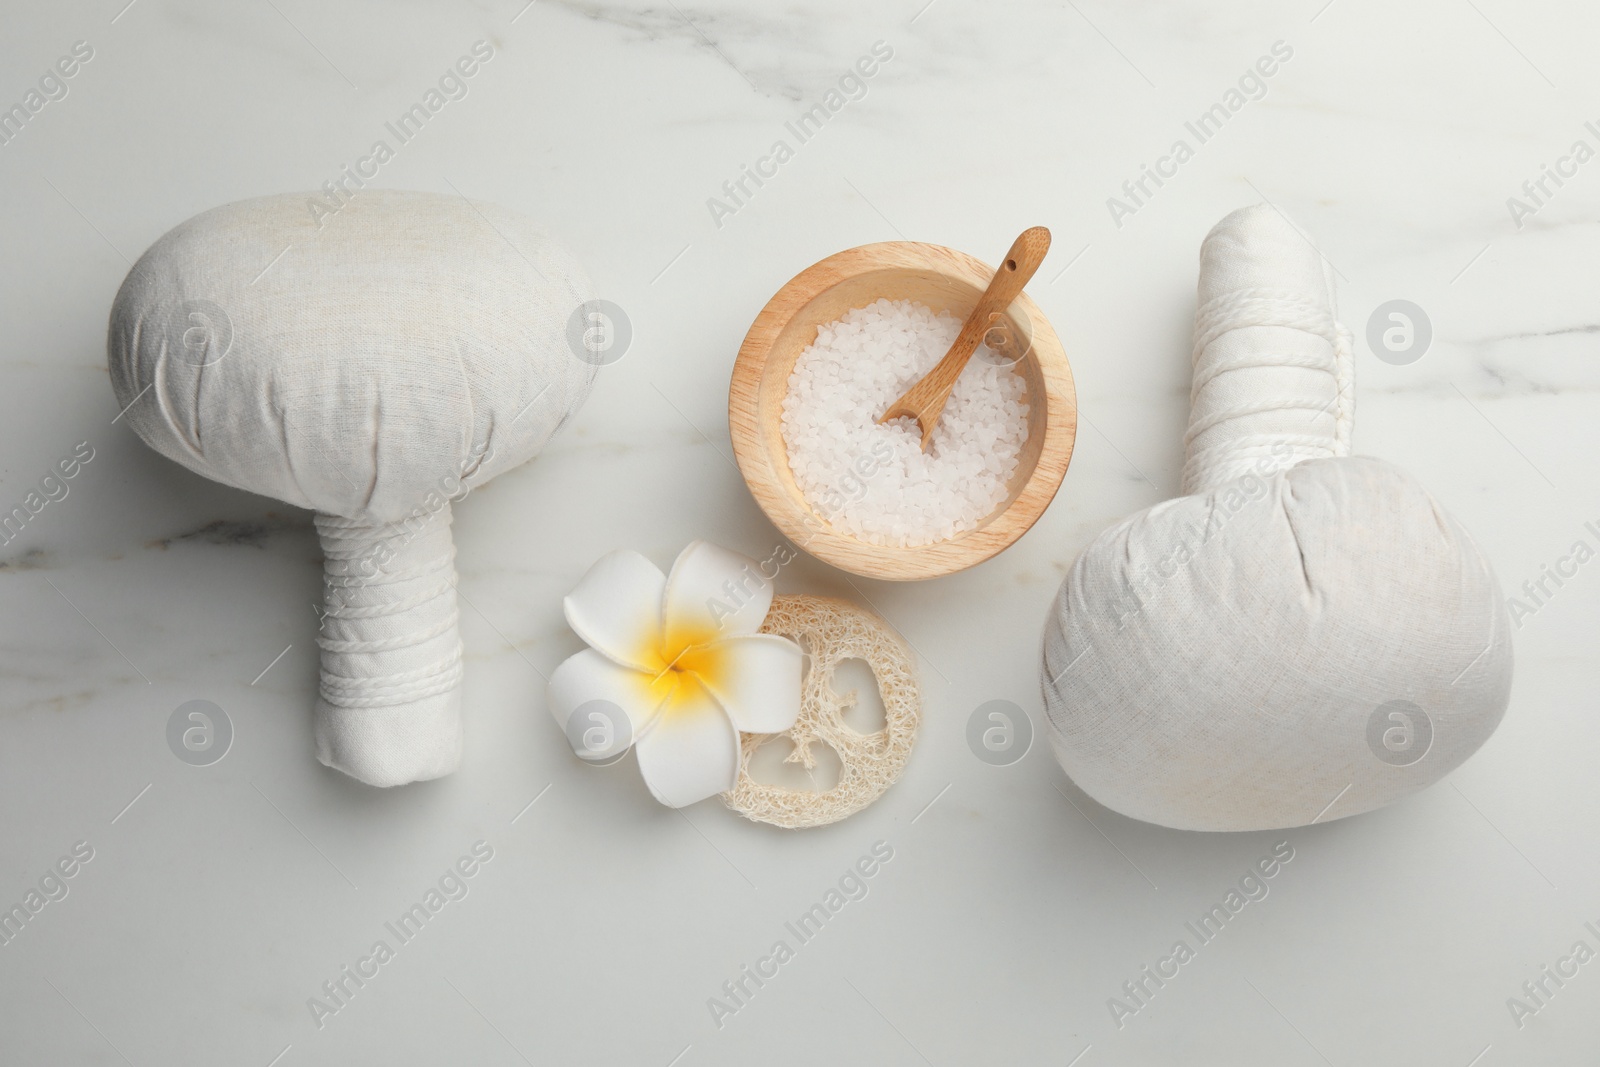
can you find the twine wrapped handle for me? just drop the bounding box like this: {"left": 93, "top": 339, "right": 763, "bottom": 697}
{"left": 1181, "top": 205, "right": 1354, "bottom": 495}
{"left": 313, "top": 506, "right": 464, "bottom": 786}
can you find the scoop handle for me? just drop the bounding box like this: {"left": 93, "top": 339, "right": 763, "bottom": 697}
{"left": 312, "top": 507, "right": 465, "bottom": 786}
{"left": 879, "top": 226, "right": 1050, "bottom": 448}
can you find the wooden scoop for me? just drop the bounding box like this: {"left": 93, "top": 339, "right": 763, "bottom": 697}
{"left": 878, "top": 226, "right": 1051, "bottom": 449}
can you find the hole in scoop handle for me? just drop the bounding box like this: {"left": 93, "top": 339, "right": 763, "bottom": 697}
{"left": 984, "top": 226, "right": 1050, "bottom": 307}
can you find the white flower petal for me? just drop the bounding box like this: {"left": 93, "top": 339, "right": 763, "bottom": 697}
{"left": 694, "top": 634, "right": 804, "bottom": 734}
{"left": 547, "top": 649, "right": 671, "bottom": 759}
{"left": 563, "top": 549, "right": 667, "bottom": 672}
{"left": 662, "top": 540, "right": 773, "bottom": 642}
{"left": 633, "top": 676, "right": 739, "bottom": 807}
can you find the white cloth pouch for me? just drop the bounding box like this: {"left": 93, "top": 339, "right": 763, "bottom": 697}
{"left": 1040, "top": 205, "right": 1513, "bottom": 831}
{"left": 108, "top": 190, "right": 597, "bottom": 787}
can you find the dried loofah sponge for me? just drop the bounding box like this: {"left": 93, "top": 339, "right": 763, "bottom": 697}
{"left": 723, "top": 595, "right": 920, "bottom": 828}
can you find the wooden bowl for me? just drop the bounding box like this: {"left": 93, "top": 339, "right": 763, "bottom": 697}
{"left": 729, "top": 240, "right": 1077, "bottom": 581}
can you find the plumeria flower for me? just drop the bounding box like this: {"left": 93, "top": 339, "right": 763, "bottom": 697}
{"left": 548, "top": 541, "right": 804, "bottom": 807}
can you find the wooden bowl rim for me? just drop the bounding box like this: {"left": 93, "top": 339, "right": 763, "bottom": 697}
{"left": 729, "top": 239, "right": 1077, "bottom": 581}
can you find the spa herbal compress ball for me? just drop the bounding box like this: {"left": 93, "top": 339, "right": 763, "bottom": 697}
{"left": 1041, "top": 205, "right": 1513, "bottom": 831}
{"left": 108, "top": 191, "right": 597, "bottom": 787}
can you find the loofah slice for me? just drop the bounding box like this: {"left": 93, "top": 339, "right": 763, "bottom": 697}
{"left": 722, "top": 595, "right": 920, "bottom": 828}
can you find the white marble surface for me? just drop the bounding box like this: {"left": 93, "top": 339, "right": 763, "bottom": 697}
{"left": 2, "top": 0, "right": 1598, "bottom": 1063}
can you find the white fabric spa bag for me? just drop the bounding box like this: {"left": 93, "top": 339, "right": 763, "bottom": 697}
{"left": 108, "top": 190, "right": 597, "bottom": 787}
{"left": 1040, "top": 205, "right": 1513, "bottom": 831}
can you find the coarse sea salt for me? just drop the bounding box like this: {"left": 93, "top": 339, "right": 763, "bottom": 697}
{"left": 780, "top": 298, "right": 1030, "bottom": 547}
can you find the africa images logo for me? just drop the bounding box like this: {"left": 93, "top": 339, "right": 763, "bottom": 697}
{"left": 1365, "top": 700, "right": 1432, "bottom": 767}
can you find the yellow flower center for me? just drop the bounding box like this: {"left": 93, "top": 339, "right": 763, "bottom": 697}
{"left": 637, "top": 620, "right": 726, "bottom": 716}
